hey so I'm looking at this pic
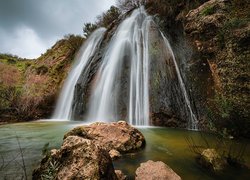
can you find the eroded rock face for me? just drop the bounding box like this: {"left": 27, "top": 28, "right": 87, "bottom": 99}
{"left": 135, "top": 160, "right": 181, "bottom": 180}
{"left": 64, "top": 121, "right": 146, "bottom": 154}
{"left": 184, "top": 0, "right": 250, "bottom": 135}
{"left": 197, "top": 148, "right": 227, "bottom": 171}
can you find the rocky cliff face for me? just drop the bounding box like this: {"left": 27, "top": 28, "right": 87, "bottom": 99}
{"left": 1, "top": 0, "right": 248, "bottom": 137}
{"left": 184, "top": 0, "right": 250, "bottom": 136}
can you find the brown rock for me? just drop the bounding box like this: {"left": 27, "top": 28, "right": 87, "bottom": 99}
{"left": 65, "top": 121, "right": 145, "bottom": 153}
{"left": 115, "top": 170, "right": 127, "bottom": 180}
{"left": 135, "top": 160, "right": 181, "bottom": 180}
{"left": 109, "top": 149, "right": 122, "bottom": 160}
{"left": 33, "top": 136, "right": 118, "bottom": 180}
{"left": 33, "top": 122, "right": 145, "bottom": 179}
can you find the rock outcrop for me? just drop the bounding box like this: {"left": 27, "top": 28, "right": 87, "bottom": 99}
{"left": 33, "top": 121, "right": 144, "bottom": 179}
{"left": 135, "top": 160, "right": 181, "bottom": 180}
{"left": 197, "top": 148, "right": 227, "bottom": 171}
{"left": 64, "top": 121, "right": 145, "bottom": 154}
{"left": 33, "top": 136, "right": 118, "bottom": 180}
{"left": 184, "top": 0, "right": 250, "bottom": 136}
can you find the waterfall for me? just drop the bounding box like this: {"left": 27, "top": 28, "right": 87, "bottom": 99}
{"left": 52, "top": 6, "right": 198, "bottom": 129}
{"left": 161, "top": 33, "right": 198, "bottom": 130}
{"left": 52, "top": 28, "right": 106, "bottom": 120}
{"left": 87, "top": 7, "right": 151, "bottom": 126}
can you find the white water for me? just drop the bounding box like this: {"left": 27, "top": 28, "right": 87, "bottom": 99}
{"left": 53, "top": 7, "right": 198, "bottom": 129}
{"left": 87, "top": 7, "right": 151, "bottom": 125}
{"left": 161, "top": 33, "right": 198, "bottom": 130}
{"left": 52, "top": 28, "right": 106, "bottom": 120}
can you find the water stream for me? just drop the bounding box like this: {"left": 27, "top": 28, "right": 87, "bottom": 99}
{"left": 87, "top": 7, "right": 151, "bottom": 125}
{"left": 52, "top": 28, "right": 106, "bottom": 120}
{"left": 161, "top": 33, "right": 198, "bottom": 130}
{"left": 53, "top": 7, "right": 198, "bottom": 129}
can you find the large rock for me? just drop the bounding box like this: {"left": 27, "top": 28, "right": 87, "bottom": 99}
{"left": 64, "top": 121, "right": 145, "bottom": 154}
{"left": 135, "top": 160, "right": 181, "bottom": 180}
{"left": 33, "top": 136, "right": 118, "bottom": 180}
{"left": 197, "top": 148, "right": 227, "bottom": 171}
{"left": 33, "top": 121, "right": 144, "bottom": 179}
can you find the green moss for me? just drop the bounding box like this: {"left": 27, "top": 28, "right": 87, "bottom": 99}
{"left": 201, "top": 5, "right": 216, "bottom": 16}
{"left": 224, "top": 18, "right": 248, "bottom": 30}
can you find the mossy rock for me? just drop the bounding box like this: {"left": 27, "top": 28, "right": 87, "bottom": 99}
{"left": 197, "top": 148, "right": 227, "bottom": 171}
{"left": 63, "top": 126, "right": 88, "bottom": 139}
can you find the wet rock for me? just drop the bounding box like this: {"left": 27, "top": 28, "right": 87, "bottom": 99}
{"left": 197, "top": 148, "right": 227, "bottom": 171}
{"left": 65, "top": 121, "right": 145, "bottom": 153}
{"left": 109, "top": 149, "right": 122, "bottom": 160}
{"left": 115, "top": 170, "right": 127, "bottom": 180}
{"left": 33, "top": 136, "right": 118, "bottom": 180}
{"left": 33, "top": 122, "right": 145, "bottom": 179}
{"left": 184, "top": 0, "right": 250, "bottom": 136}
{"left": 135, "top": 160, "right": 181, "bottom": 180}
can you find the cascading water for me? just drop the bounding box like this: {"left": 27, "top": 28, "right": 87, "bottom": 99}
{"left": 87, "top": 7, "right": 151, "bottom": 126}
{"left": 52, "top": 28, "right": 106, "bottom": 120}
{"left": 161, "top": 33, "right": 198, "bottom": 130}
{"left": 52, "top": 6, "right": 198, "bottom": 129}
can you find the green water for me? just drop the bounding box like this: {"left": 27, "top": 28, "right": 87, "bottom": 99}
{"left": 0, "top": 121, "right": 249, "bottom": 180}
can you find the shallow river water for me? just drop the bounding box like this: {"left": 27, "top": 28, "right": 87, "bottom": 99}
{"left": 0, "top": 121, "right": 249, "bottom": 179}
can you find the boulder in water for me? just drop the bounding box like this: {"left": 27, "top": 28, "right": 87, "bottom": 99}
{"left": 33, "top": 135, "right": 118, "bottom": 179}
{"left": 64, "top": 121, "right": 145, "bottom": 155}
{"left": 33, "top": 121, "right": 144, "bottom": 179}
{"left": 197, "top": 148, "right": 227, "bottom": 171}
{"left": 135, "top": 160, "right": 181, "bottom": 180}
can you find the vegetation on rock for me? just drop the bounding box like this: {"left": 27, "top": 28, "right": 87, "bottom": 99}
{"left": 0, "top": 35, "right": 84, "bottom": 122}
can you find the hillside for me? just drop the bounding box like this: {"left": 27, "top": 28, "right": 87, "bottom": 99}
{"left": 0, "top": 35, "right": 84, "bottom": 122}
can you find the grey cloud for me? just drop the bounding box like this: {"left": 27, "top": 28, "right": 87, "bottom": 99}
{"left": 0, "top": 0, "right": 116, "bottom": 58}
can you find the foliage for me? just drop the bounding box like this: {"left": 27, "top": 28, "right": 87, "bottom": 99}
{"left": 40, "top": 160, "right": 60, "bottom": 180}
{"left": 13, "top": 74, "right": 49, "bottom": 120}
{"left": 35, "top": 65, "right": 49, "bottom": 75}
{"left": 97, "top": 6, "right": 121, "bottom": 27}
{"left": 42, "top": 143, "right": 50, "bottom": 156}
{"left": 83, "top": 23, "right": 98, "bottom": 37}
{"left": 223, "top": 18, "right": 248, "bottom": 30}
{"left": 201, "top": 5, "right": 216, "bottom": 16}
{"left": 186, "top": 130, "right": 248, "bottom": 169}
{"left": 83, "top": 6, "right": 120, "bottom": 37}
{"left": 0, "top": 63, "right": 22, "bottom": 114}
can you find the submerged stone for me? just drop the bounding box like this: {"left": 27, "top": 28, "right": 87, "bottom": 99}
{"left": 198, "top": 148, "right": 227, "bottom": 171}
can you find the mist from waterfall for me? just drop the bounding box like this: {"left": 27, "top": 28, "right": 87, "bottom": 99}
{"left": 52, "top": 28, "right": 106, "bottom": 120}
{"left": 87, "top": 7, "right": 151, "bottom": 126}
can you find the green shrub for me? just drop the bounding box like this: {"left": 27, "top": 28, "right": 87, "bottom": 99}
{"left": 224, "top": 18, "right": 248, "bottom": 30}
{"left": 36, "top": 65, "right": 49, "bottom": 75}
{"left": 201, "top": 5, "right": 216, "bottom": 16}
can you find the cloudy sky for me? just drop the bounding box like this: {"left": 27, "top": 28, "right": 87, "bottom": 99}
{"left": 0, "top": 0, "right": 116, "bottom": 59}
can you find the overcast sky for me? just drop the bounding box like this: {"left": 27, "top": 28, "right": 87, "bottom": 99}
{"left": 0, "top": 0, "right": 116, "bottom": 59}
